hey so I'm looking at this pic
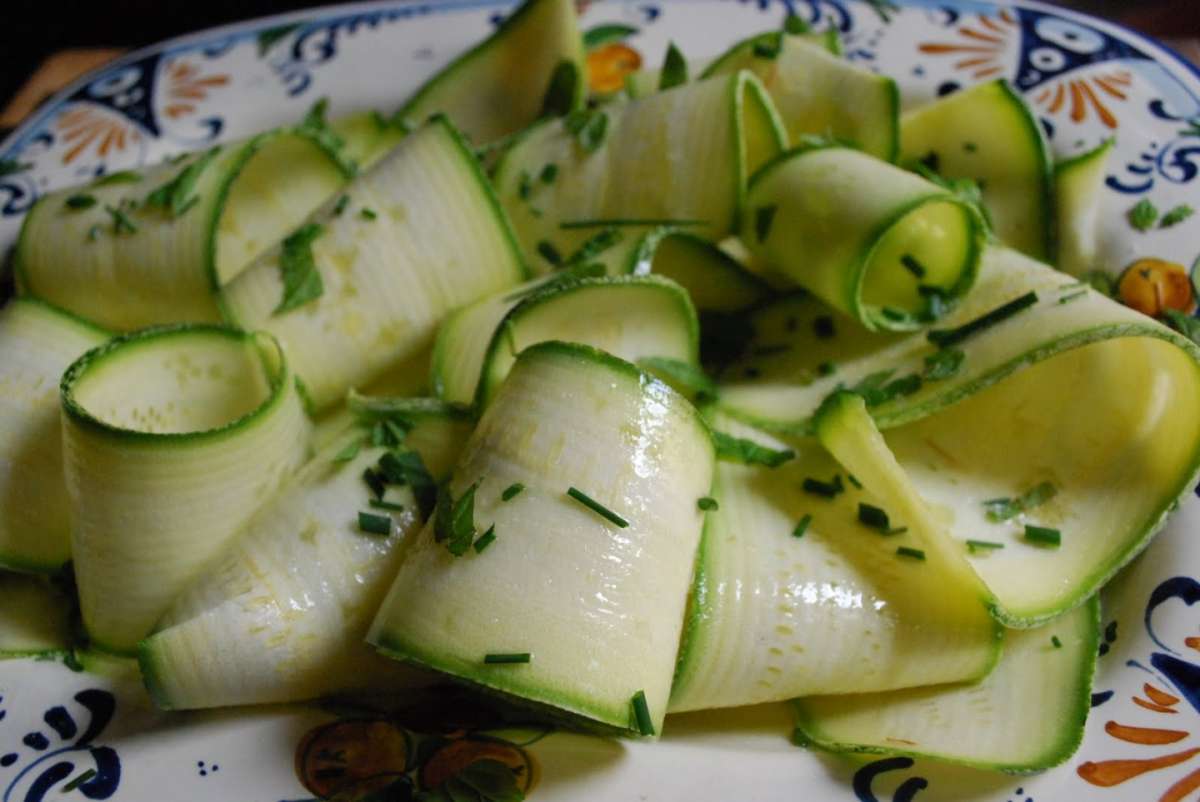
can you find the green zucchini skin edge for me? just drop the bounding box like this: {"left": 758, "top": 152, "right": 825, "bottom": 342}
{"left": 994, "top": 79, "right": 1056, "bottom": 262}
{"left": 60, "top": 324, "right": 301, "bottom": 446}
{"left": 731, "top": 71, "right": 789, "bottom": 232}
{"left": 472, "top": 274, "right": 701, "bottom": 409}
{"left": 1054, "top": 137, "right": 1116, "bottom": 176}
{"left": 722, "top": 322, "right": 1200, "bottom": 629}
{"left": 746, "top": 145, "right": 986, "bottom": 331}
{"left": 790, "top": 595, "right": 1101, "bottom": 772}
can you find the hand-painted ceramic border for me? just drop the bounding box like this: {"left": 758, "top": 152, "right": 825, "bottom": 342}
{"left": 2, "top": 1, "right": 1200, "bottom": 800}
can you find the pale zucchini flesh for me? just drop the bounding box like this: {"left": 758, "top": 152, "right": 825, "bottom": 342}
{"left": 669, "top": 414, "right": 1001, "bottom": 713}
{"left": 222, "top": 117, "right": 527, "bottom": 411}
{"left": 369, "top": 342, "right": 714, "bottom": 734}
{"left": 743, "top": 146, "right": 984, "bottom": 330}
{"left": 140, "top": 400, "right": 472, "bottom": 709}
{"left": 901, "top": 80, "right": 1054, "bottom": 260}
{"left": 0, "top": 299, "right": 109, "bottom": 572}
{"left": 793, "top": 596, "right": 1099, "bottom": 772}
{"left": 61, "top": 326, "right": 311, "bottom": 654}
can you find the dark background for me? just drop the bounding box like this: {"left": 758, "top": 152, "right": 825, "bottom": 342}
{"left": 0, "top": 0, "right": 1197, "bottom": 124}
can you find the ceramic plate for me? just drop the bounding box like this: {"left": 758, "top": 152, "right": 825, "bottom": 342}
{"left": 3, "top": 1, "right": 1200, "bottom": 800}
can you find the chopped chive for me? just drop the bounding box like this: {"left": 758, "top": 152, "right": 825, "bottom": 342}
{"left": 484, "top": 652, "right": 531, "bottom": 664}
{"left": 755, "top": 204, "right": 778, "bottom": 242}
{"left": 966, "top": 539, "right": 1005, "bottom": 554}
{"left": 792, "top": 514, "right": 812, "bottom": 538}
{"left": 567, "top": 487, "right": 629, "bottom": 528}
{"left": 536, "top": 240, "right": 563, "bottom": 266}
{"left": 631, "top": 690, "right": 655, "bottom": 736}
{"left": 817, "top": 361, "right": 836, "bottom": 376}
{"left": 813, "top": 315, "right": 835, "bottom": 339}
{"left": 86, "top": 224, "right": 102, "bottom": 242}
{"left": 363, "top": 467, "right": 387, "bottom": 499}
{"left": 857, "top": 503, "right": 893, "bottom": 532}
{"left": 1024, "top": 524, "right": 1061, "bottom": 548}
{"left": 896, "top": 546, "right": 926, "bottom": 561}
{"left": 435, "top": 481, "right": 482, "bottom": 556}
{"left": 540, "top": 163, "right": 558, "bottom": 184}
{"left": 802, "top": 474, "right": 844, "bottom": 499}
{"left": 103, "top": 204, "right": 138, "bottom": 235}
{"left": 517, "top": 170, "right": 534, "bottom": 200}
{"left": 64, "top": 194, "right": 97, "bottom": 210}
{"left": 273, "top": 222, "right": 326, "bottom": 314}
{"left": 927, "top": 292, "right": 1038, "bottom": 348}
{"left": 501, "top": 482, "right": 525, "bottom": 502}
{"left": 473, "top": 525, "right": 497, "bottom": 553}
{"left": 383, "top": 419, "right": 409, "bottom": 445}
{"left": 847, "top": 474, "right": 863, "bottom": 489}
{"left": 559, "top": 217, "right": 708, "bottom": 229}
{"left": 62, "top": 769, "right": 96, "bottom": 793}
{"left": 562, "top": 227, "right": 621, "bottom": 267}
{"left": 698, "top": 496, "right": 719, "bottom": 511}
{"left": 358, "top": 511, "right": 392, "bottom": 536}
{"left": 1051, "top": 635, "right": 1063, "bottom": 649}
{"left": 1058, "top": 290, "right": 1087, "bottom": 305}
{"left": 333, "top": 195, "right": 350, "bottom": 216}
{"left": 333, "top": 439, "right": 362, "bottom": 462}
{"left": 900, "top": 254, "right": 927, "bottom": 279}
{"left": 565, "top": 109, "right": 609, "bottom": 152}
{"left": 983, "top": 481, "right": 1057, "bottom": 522}
{"left": 359, "top": 207, "right": 377, "bottom": 221}
{"left": 923, "top": 347, "right": 965, "bottom": 380}
{"left": 370, "top": 499, "right": 405, "bottom": 512}
{"left": 963, "top": 142, "right": 978, "bottom": 153}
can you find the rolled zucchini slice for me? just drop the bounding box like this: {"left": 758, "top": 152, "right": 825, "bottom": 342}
{"left": 0, "top": 299, "right": 109, "bottom": 573}
{"left": 61, "top": 325, "right": 311, "bottom": 654}
{"left": 901, "top": 79, "right": 1053, "bottom": 261}
{"left": 139, "top": 401, "right": 470, "bottom": 709}
{"left": 369, "top": 342, "right": 714, "bottom": 735}
{"left": 0, "top": 571, "right": 75, "bottom": 658}
{"left": 397, "top": 0, "right": 584, "bottom": 144}
{"left": 742, "top": 146, "right": 985, "bottom": 330}
{"left": 793, "top": 596, "right": 1099, "bottom": 772}
{"left": 493, "top": 71, "right": 787, "bottom": 273}
{"left": 1055, "top": 139, "right": 1114, "bottom": 277}
{"left": 669, "top": 414, "right": 1001, "bottom": 713}
{"left": 15, "top": 114, "right": 395, "bottom": 331}
{"left": 717, "top": 247, "right": 1200, "bottom": 626}
{"left": 222, "top": 116, "right": 527, "bottom": 411}
{"left": 432, "top": 274, "right": 698, "bottom": 408}
{"left": 704, "top": 31, "right": 898, "bottom": 160}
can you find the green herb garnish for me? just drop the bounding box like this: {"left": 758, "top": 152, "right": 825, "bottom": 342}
{"left": 540, "top": 163, "right": 558, "bottom": 184}
{"left": 813, "top": 315, "right": 835, "bottom": 339}
{"left": 274, "top": 222, "right": 325, "bottom": 315}
{"left": 484, "top": 652, "right": 530, "bottom": 664}
{"left": 1024, "top": 524, "right": 1061, "bottom": 548}
{"left": 698, "top": 497, "right": 719, "bottom": 512}
{"left": 1161, "top": 204, "right": 1195, "bottom": 228}
{"left": 1051, "top": 635, "right": 1063, "bottom": 648}
{"left": 64, "top": 194, "right": 97, "bottom": 210}
{"left": 517, "top": 170, "right": 534, "bottom": 200}
{"left": 784, "top": 14, "right": 809, "bottom": 34}
{"left": 983, "top": 481, "right": 1057, "bottom": 522}
{"left": 359, "top": 207, "right": 377, "bottom": 221}
{"left": 334, "top": 439, "right": 363, "bottom": 463}
{"left": 295, "top": 97, "right": 356, "bottom": 177}
{"left": 752, "top": 33, "right": 783, "bottom": 60}
{"left": 802, "top": 475, "right": 844, "bottom": 499}
{"left": 564, "top": 109, "right": 609, "bottom": 152}
{"left": 567, "top": 486, "right": 629, "bottom": 528}
{"left": 435, "top": 481, "right": 482, "bottom": 556}
{"left": 927, "top": 292, "right": 1038, "bottom": 348}
{"left": 923, "top": 347, "right": 965, "bottom": 380}
{"left": 631, "top": 690, "right": 655, "bottom": 736}
{"left": 966, "top": 539, "right": 1005, "bottom": 554}
{"left": 712, "top": 430, "right": 795, "bottom": 468}
{"left": 858, "top": 503, "right": 893, "bottom": 532}
{"left": 370, "top": 499, "right": 405, "bottom": 512}
{"left": 1128, "top": 198, "right": 1159, "bottom": 231}
{"left": 755, "top": 205, "right": 778, "bottom": 243}
{"left": 536, "top": 240, "right": 563, "bottom": 267}
{"left": 61, "top": 769, "right": 97, "bottom": 793}
{"left": 1058, "top": 289, "right": 1087, "bottom": 305}
{"left": 793, "top": 513, "right": 812, "bottom": 538}
{"left": 103, "top": 204, "right": 138, "bottom": 235}
{"left": 900, "top": 254, "right": 927, "bottom": 279}
{"left": 896, "top": 546, "right": 926, "bottom": 561}
{"left": 473, "top": 525, "right": 497, "bottom": 553}
{"left": 817, "top": 361, "right": 836, "bottom": 376}
{"left": 660, "top": 41, "right": 689, "bottom": 90}
{"left": 333, "top": 195, "right": 350, "bottom": 216}
{"left": 145, "top": 146, "right": 220, "bottom": 217}
{"left": 358, "top": 511, "right": 393, "bottom": 536}
{"left": 562, "top": 227, "right": 621, "bottom": 267}
{"left": 501, "top": 483, "right": 525, "bottom": 502}
{"left": 0, "top": 159, "right": 30, "bottom": 177}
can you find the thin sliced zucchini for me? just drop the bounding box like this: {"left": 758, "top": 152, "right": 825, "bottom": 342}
{"left": 432, "top": 274, "right": 698, "bottom": 407}
{"left": 222, "top": 116, "right": 527, "bottom": 411}
{"left": 743, "top": 145, "right": 984, "bottom": 330}
{"left": 700, "top": 29, "right": 840, "bottom": 79}
{"left": 61, "top": 326, "right": 311, "bottom": 654}
{"left": 139, "top": 403, "right": 469, "bottom": 709}
{"left": 395, "top": 0, "right": 585, "bottom": 144}
{"left": 369, "top": 342, "right": 714, "bottom": 735}
{"left": 0, "top": 299, "right": 109, "bottom": 573}
{"left": 901, "top": 80, "right": 1053, "bottom": 260}
{"left": 493, "top": 72, "right": 787, "bottom": 273}
{"left": 1055, "top": 139, "right": 1114, "bottom": 276}
{"left": 793, "top": 596, "right": 1099, "bottom": 772}
{"left": 705, "top": 33, "right": 898, "bottom": 160}
{"left": 717, "top": 248, "right": 1200, "bottom": 625}
{"left": 16, "top": 114, "right": 393, "bottom": 331}
{"left": 669, "top": 415, "right": 1001, "bottom": 713}
{"left": 635, "top": 229, "right": 772, "bottom": 313}
{"left": 0, "top": 571, "right": 74, "bottom": 657}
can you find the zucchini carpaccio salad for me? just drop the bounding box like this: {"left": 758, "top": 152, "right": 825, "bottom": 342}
{"left": 3, "top": 0, "right": 1199, "bottom": 777}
